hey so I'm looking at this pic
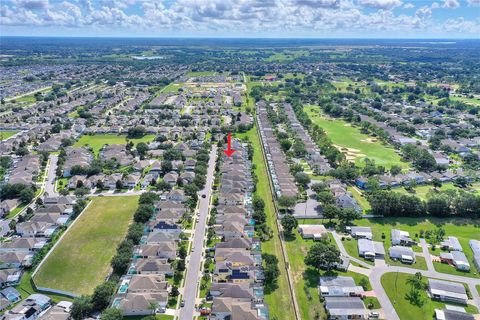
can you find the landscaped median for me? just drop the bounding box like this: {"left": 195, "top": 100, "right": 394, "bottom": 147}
{"left": 33, "top": 195, "right": 139, "bottom": 296}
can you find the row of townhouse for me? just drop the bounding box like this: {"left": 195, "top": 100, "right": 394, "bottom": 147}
{"left": 283, "top": 103, "right": 332, "bottom": 174}
{"left": 0, "top": 196, "right": 76, "bottom": 315}
{"left": 257, "top": 101, "right": 298, "bottom": 199}
{"left": 111, "top": 196, "right": 188, "bottom": 316}
{"left": 355, "top": 169, "right": 476, "bottom": 190}
{"left": 0, "top": 196, "right": 76, "bottom": 275}
{"left": 5, "top": 154, "right": 41, "bottom": 186}
{"left": 209, "top": 140, "right": 269, "bottom": 320}
{"left": 62, "top": 147, "right": 93, "bottom": 177}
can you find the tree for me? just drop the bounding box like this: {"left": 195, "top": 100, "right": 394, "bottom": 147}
{"left": 432, "top": 178, "right": 442, "bottom": 190}
{"left": 304, "top": 240, "right": 341, "bottom": 271}
{"left": 139, "top": 192, "right": 159, "bottom": 205}
{"left": 322, "top": 204, "right": 339, "bottom": 223}
{"left": 262, "top": 253, "right": 280, "bottom": 291}
{"left": 294, "top": 172, "right": 310, "bottom": 187}
{"left": 426, "top": 195, "right": 451, "bottom": 216}
{"left": 91, "top": 281, "right": 116, "bottom": 311}
{"left": 278, "top": 195, "right": 296, "bottom": 209}
{"left": 19, "top": 187, "right": 34, "bottom": 203}
{"left": 100, "top": 308, "right": 123, "bottom": 320}
{"left": 337, "top": 208, "right": 361, "bottom": 226}
{"left": 170, "top": 285, "right": 180, "bottom": 297}
{"left": 134, "top": 204, "right": 154, "bottom": 223}
{"left": 406, "top": 272, "right": 426, "bottom": 290}
{"left": 115, "top": 180, "right": 123, "bottom": 190}
{"left": 71, "top": 295, "right": 93, "bottom": 320}
{"left": 127, "top": 126, "right": 146, "bottom": 139}
{"left": 136, "top": 142, "right": 148, "bottom": 158}
{"left": 280, "top": 214, "right": 298, "bottom": 236}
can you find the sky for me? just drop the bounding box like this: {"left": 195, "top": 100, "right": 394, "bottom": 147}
{"left": 0, "top": 0, "right": 479, "bottom": 38}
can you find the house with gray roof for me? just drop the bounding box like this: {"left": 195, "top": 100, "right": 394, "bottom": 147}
{"left": 324, "top": 296, "right": 368, "bottom": 320}
{"left": 389, "top": 246, "right": 415, "bottom": 264}
{"left": 428, "top": 279, "right": 468, "bottom": 305}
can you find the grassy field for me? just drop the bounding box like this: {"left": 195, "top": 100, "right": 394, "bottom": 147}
{"left": 381, "top": 272, "right": 478, "bottom": 320}
{"left": 0, "top": 130, "right": 18, "bottom": 140}
{"left": 34, "top": 196, "right": 139, "bottom": 295}
{"left": 304, "top": 105, "right": 409, "bottom": 169}
{"left": 236, "top": 128, "right": 296, "bottom": 320}
{"left": 74, "top": 134, "right": 155, "bottom": 156}
{"left": 351, "top": 218, "right": 480, "bottom": 274}
{"left": 393, "top": 183, "right": 459, "bottom": 201}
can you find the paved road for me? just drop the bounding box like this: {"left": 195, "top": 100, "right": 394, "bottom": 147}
{"left": 331, "top": 231, "right": 373, "bottom": 269}
{"left": 419, "top": 238, "right": 435, "bottom": 272}
{"left": 44, "top": 154, "right": 58, "bottom": 197}
{"left": 179, "top": 145, "right": 217, "bottom": 320}
{"left": 333, "top": 232, "right": 480, "bottom": 320}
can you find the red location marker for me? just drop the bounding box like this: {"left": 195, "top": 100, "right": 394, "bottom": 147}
{"left": 223, "top": 132, "right": 236, "bottom": 157}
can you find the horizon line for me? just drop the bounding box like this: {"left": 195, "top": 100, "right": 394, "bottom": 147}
{"left": 0, "top": 35, "right": 478, "bottom": 40}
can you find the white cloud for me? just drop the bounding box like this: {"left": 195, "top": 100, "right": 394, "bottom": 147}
{"left": 358, "top": 0, "right": 403, "bottom": 10}
{"left": 467, "top": 0, "right": 480, "bottom": 6}
{"left": 442, "top": 0, "right": 460, "bottom": 8}
{"left": 431, "top": 2, "right": 440, "bottom": 8}
{"left": 1, "top": 0, "right": 479, "bottom": 36}
{"left": 11, "top": 0, "right": 49, "bottom": 10}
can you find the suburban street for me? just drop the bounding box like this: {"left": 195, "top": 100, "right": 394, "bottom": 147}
{"left": 179, "top": 145, "right": 217, "bottom": 320}
{"left": 44, "top": 154, "right": 58, "bottom": 197}
{"left": 333, "top": 232, "right": 480, "bottom": 320}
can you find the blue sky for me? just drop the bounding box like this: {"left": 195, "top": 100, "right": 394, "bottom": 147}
{"left": 1, "top": 0, "right": 479, "bottom": 38}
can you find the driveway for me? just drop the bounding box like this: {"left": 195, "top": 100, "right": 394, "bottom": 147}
{"left": 179, "top": 145, "right": 217, "bottom": 320}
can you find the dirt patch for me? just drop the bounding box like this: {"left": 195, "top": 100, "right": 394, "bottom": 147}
{"left": 361, "top": 137, "right": 378, "bottom": 143}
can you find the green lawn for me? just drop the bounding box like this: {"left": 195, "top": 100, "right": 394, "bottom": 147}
{"left": 304, "top": 105, "right": 409, "bottom": 169}
{"left": 236, "top": 128, "right": 296, "bottom": 320}
{"left": 394, "top": 183, "right": 459, "bottom": 201}
{"left": 34, "top": 196, "right": 139, "bottom": 295}
{"left": 477, "top": 285, "right": 480, "bottom": 295}
{"left": 0, "top": 130, "right": 18, "bottom": 140}
{"left": 352, "top": 218, "right": 480, "bottom": 275}
{"left": 381, "top": 272, "right": 478, "bottom": 320}
{"left": 74, "top": 134, "right": 155, "bottom": 156}
{"left": 15, "top": 271, "right": 73, "bottom": 303}
{"left": 432, "top": 261, "right": 478, "bottom": 279}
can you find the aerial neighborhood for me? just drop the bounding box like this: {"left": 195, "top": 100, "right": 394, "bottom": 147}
{"left": 0, "top": 35, "right": 479, "bottom": 320}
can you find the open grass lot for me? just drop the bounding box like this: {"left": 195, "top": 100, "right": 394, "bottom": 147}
{"left": 393, "top": 183, "right": 460, "bottom": 201}
{"left": 0, "top": 130, "right": 19, "bottom": 140}
{"left": 34, "top": 196, "right": 139, "bottom": 295}
{"left": 352, "top": 218, "right": 480, "bottom": 275}
{"left": 236, "top": 128, "right": 296, "bottom": 320}
{"left": 304, "top": 105, "right": 409, "bottom": 170}
{"left": 284, "top": 229, "right": 380, "bottom": 319}
{"left": 15, "top": 271, "right": 73, "bottom": 303}
{"left": 381, "top": 272, "right": 478, "bottom": 320}
{"left": 432, "top": 260, "right": 479, "bottom": 279}
{"left": 74, "top": 134, "right": 155, "bottom": 156}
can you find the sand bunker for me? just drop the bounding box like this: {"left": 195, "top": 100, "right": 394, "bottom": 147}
{"left": 333, "top": 144, "right": 366, "bottom": 161}
{"left": 361, "top": 137, "right": 378, "bottom": 143}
